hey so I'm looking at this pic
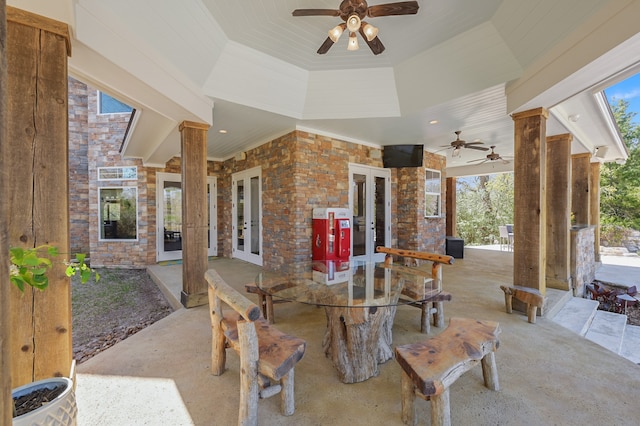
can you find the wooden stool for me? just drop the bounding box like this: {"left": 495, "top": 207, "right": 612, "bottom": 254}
{"left": 395, "top": 318, "right": 501, "bottom": 426}
{"left": 499, "top": 285, "right": 544, "bottom": 323}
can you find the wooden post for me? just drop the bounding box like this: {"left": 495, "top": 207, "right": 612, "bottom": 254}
{"left": 512, "top": 108, "right": 548, "bottom": 296}
{"left": 179, "top": 120, "right": 210, "bottom": 308}
{"left": 590, "top": 162, "right": 601, "bottom": 262}
{"left": 571, "top": 153, "right": 591, "bottom": 226}
{"left": 545, "top": 134, "right": 572, "bottom": 291}
{"left": 445, "top": 177, "right": 456, "bottom": 237}
{"left": 6, "top": 7, "right": 71, "bottom": 387}
{"left": 0, "top": 1, "right": 12, "bottom": 423}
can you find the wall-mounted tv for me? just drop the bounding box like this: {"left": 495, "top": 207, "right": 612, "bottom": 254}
{"left": 382, "top": 144, "right": 424, "bottom": 168}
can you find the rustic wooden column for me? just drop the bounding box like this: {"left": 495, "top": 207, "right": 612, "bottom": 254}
{"left": 545, "top": 134, "right": 572, "bottom": 291}
{"left": 571, "top": 153, "right": 591, "bottom": 226}
{"left": 512, "top": 108, "right": 548, "bottom": 295}
{"left": 590, "top": 161, "right": 601, "bottom": 262}
{"left": 179, "top": 120, "right": 210, "bottom": 308}
{"left": 445, "top": 177, "right": 456, "bottom": 237}
{"left": 1, "top": 1, "right": 11, "bottom": 422}
{"left": 6, "top": 7, "right": 72, "bottom": 386}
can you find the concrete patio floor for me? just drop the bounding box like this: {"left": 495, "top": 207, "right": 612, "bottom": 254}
{"left": 75, "top": 248, "right": 640, "bottom": 425}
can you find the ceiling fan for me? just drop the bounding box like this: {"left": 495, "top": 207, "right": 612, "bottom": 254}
{"left": 292, "top": 1, "right": 419, "bottom": 55}
{"left": 439, "top": 131, "right": 489, "bottom": 157}
{"left": 467, "top": 146, "right": 512, "bottom": 164}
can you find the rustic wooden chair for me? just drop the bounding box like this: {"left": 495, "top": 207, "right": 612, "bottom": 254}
{"left": 376, "top": 246, "right": 454, "bottom": 333}
{"left": 206, "top": 269, "right": 306, "bottom": 425}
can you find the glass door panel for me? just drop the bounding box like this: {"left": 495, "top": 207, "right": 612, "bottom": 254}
{"left": 349, "top": 165, "right": 391, "bottom": 263}
{"left": 232, "top": 167, "right": 262, "bottom": 265}
{"left": 156, "top": 173, "right": 217, "bottom": 261}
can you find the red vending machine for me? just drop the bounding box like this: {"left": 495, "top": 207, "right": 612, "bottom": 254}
{"left": 312, "top": 208, "right": 351, "bottom": 284}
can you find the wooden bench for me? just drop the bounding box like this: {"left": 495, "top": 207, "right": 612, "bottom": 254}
{"left": 206, "top": 269, "right": 306, "bottom": 425}
{"left": 377, "top": 247, "right": 454, "bottom": 333}
{"left": 244, "top": 284, "right": 292, "bottom": 324}
{"left": 499, "top": 285, "right": 544, "bottom": 324}
{"left": 395, "top": 317, "right": 501, "bottom": 426}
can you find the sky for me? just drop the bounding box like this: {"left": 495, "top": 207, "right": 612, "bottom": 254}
{"left": 605, "top": 72, "right": 640, "bottom": 123}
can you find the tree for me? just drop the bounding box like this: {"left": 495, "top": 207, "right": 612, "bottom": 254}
{"left": 456, "top": 173, "right": 514, "bottom": 245}
{"left": 600, "top": 99, "right": 640, "bottom": 230}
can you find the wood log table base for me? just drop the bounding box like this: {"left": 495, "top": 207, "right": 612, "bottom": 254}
{"left": 322, "top": 305, "right": 396, "bottom": 383}
{"left": 395, "top": 318, "right": 501, "bottom": 426}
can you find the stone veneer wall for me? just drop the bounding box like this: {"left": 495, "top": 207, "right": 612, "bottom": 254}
{"left": 571, "top": 225, "right": 596, "bottom": 297}
{"left": 396, "top": 152, "right": 446, "bottom": 254}
{"left": 68, "top": 78, "right": 90, "bottom": 255}
{"left": 218, "top": 131, "right": 389, "bottom": 269}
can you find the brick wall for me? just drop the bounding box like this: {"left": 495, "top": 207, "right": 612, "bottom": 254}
{"left": 68, "top": 78, "right": 90, "bottom": 255}
{"left": 396, "top": 151, "right": 446, "bottom": 254}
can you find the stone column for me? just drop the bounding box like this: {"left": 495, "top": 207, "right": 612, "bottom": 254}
{"left": 545, "top": 134, "right": 572, "bottom": 291}
{"left": 6, "top": 7, "right": 72, "bottom": 386}
{"left": 512, "top": 107, "right": 548, "bottom": 295}
{"left": 445, "top": 177, "right": 456, "bottom": 237}
{"left": 179, "top": 120, "right": 210, "bottom": 308}
{"left": 590, "top": 161, "right": 601, "bottom": 262}
{"left": 571, "top": 153, "right": 591, "bottom": 226}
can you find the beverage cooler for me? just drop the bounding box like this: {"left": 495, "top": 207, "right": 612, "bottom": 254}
{"left": 312, "top": 208, "right": 351, "bottom": 284}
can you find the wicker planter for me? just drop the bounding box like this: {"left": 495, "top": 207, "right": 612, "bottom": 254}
{"left": 12, "top": 377, "right": 77, "bottom": 426}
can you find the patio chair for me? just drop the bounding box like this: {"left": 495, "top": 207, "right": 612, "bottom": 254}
{"left": 498, "top": 226, "right": 512, "bottom": 251}
{"left": 206, "top": 269, "right": 306, "bottom": 425}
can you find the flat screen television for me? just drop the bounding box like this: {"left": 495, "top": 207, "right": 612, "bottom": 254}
{"left": 382, "top": 144, "right": 424, "bottom": 168}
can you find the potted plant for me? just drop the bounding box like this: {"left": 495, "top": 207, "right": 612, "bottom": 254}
{"left": 9, "top": 244, "right": 99, "bottom": 425}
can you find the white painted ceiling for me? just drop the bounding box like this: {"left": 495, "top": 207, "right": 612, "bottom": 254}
{"left": 9, "top": 0, "right": 640, "bottom": 175}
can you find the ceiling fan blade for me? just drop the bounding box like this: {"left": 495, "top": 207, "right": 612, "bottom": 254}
{"left": 367, "top": 1, "right": 419, "bottom": 17}
{"left": 317, "top": 37, "right": 335, "bottom": 54}
{"left": 466, "top": 145, "right": 490, "bottom": 151}
{"left": 292, "top": 9, "right": 340, "bottom": 17}
{"left": 358, "top": 28, "right": 385, "bottom": 55}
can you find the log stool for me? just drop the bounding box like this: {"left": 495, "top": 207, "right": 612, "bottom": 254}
{"left": 499, "top": 285, "right": 544, "bottom": 323}
{"left": 244, "top": 284, "right": 292, "bottom": 324}
{"left": 395, "top": 317, "right": 501, "bottom": 426}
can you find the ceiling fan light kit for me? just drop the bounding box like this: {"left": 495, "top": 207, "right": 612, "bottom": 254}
{"left": 347, "top": 32, "right": 360, "bottom": 50}
{"left": 292, "top": 0, "right": 419, "bottom": 55}
{"left": 328, "top": 24, "right": 345, "bottom": 42}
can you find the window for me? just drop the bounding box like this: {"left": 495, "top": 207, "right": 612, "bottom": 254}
{"left": 98, "top": 92, "right": 133, "bottom": 114}
{"left": 98, "top": 166, "right": 137, "bottom": 181}
{"left": 99, "top": 187, "right": 138, "bottom": 240}
{"left": 425, "top": 169, "right": 441, "bottom": 217}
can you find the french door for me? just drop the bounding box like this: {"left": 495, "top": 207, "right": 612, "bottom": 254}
{"left": 232, "top": 167, "right": 263, "bottom": 266}
{"left": 349, "top": 164, "right": 391, "bottom": 263}
{"left": 156, "top": 173, "right": 217, "bottom": 262}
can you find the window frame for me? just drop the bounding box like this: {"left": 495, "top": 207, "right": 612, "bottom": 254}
{"left": 97, "top": 166, "right": 138, "bottom": 181}
{"left": 424, "top": 168, "right": 442, "bottom": 218}
{"left": 98, "top": 186, "right": 139, "bottom": 241}
{"left": 97, "top": 91, "right": 133, "bottom": 115}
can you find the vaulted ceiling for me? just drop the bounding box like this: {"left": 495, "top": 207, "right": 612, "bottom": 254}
{"left": 9, "top": 0, "right": 640, "bottom": 176}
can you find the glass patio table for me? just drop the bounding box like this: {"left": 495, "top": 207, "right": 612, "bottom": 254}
{"left": 256, "top": 260, "right": 441, "bottom": 383}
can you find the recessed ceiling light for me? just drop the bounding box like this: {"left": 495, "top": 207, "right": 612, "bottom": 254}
{"left": 429, "top": 120, "right": 438, "bottom": 125}
{"left": 218, "top": 129, "right": 227, "bottom": 134}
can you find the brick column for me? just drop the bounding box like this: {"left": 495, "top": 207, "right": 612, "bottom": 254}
{"left": 590, "top": 161, "right": 601, "bottom": 262}
{"left": 179, "top": 120, "right": 210, "bottom": 308}
{"left": 512, "top": 107, "right": 548, "bottom": 296}
{"left": 545, "top": 134, "right": 572, "bottom": 291}
{"left": 6, "top": 7, "right": 72, "bottom": 386}
{"left": 571, "top": 153, "right": 591, "bottom": 226}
